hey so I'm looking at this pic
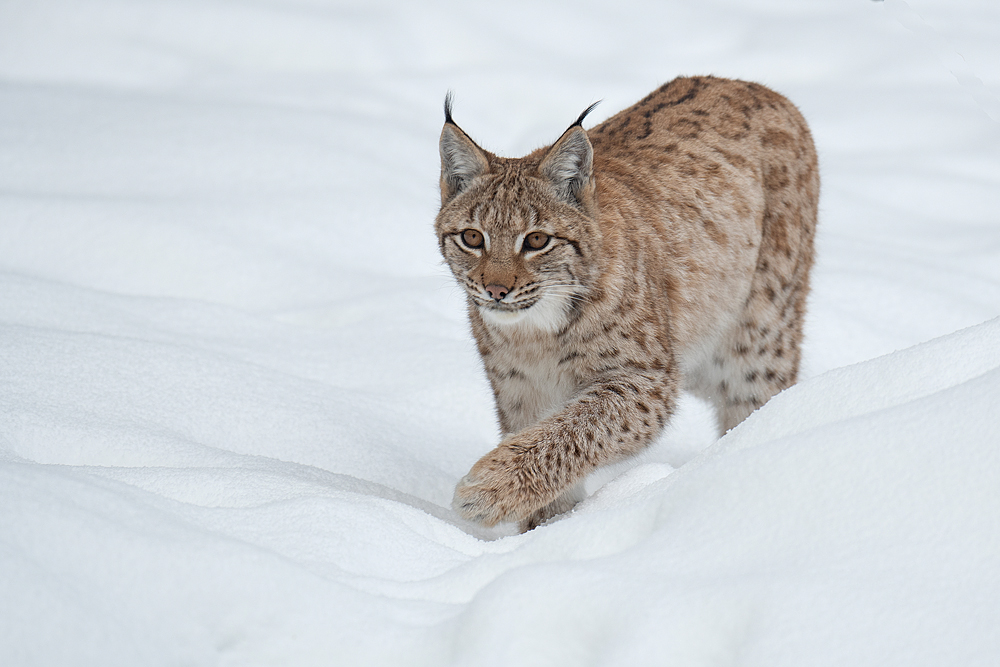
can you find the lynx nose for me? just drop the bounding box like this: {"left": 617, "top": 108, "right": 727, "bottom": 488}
{"left": 485, "top": 284, "right": 510, "bottom": 301}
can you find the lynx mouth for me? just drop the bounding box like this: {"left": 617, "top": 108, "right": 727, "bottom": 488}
{"left": 477, "top": 292, "right": 572, "bottom": 333}
{"left": 480, "top": 296, "right": 540, "bottom": 312}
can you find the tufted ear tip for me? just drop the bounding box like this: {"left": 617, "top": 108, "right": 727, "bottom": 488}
{"left": 571, "top": 101, "right": 601, "bottom": 129}
{"left": 444, "top": 91, "right": 455, "bottom": 125}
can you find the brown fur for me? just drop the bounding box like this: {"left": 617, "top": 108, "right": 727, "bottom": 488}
{"left": 436, "top": 76, "right": 818, "bottom": 531}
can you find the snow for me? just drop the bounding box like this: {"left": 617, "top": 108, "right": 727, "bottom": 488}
{"left": 2, "top": 0, "right": 999, "bottom": 664}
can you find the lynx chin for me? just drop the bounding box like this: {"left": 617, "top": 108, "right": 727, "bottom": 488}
{"left": 436, "top": 76, "right": 818, "bottom": 532}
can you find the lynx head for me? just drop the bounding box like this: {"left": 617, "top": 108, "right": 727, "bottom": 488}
{"left": 435, "top": 95, "right": 602, "bottom": 333}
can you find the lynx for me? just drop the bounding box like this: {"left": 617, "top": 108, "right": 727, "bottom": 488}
{"left": 436, "top": 76, "right": 818, "bottom": 532}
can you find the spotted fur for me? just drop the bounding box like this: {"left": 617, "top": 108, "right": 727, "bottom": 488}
{"left": 436, "top": 76, "right": 818, "bottom": 531}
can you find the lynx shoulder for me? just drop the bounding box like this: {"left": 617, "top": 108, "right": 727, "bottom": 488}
{"left": 435, "top": 76, "right": 818, "bottom": 531}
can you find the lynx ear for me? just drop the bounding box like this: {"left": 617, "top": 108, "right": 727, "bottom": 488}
{"left": 540, "top": 104, "right": 598, "bottom": 207}
{"left": 439, "top": 95, "right": 489, "bottom": 203}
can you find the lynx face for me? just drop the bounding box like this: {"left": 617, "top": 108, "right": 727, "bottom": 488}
{"left": 435, "top": 100, "right": 601, "bottom": 333}
{"left": 437, "top": 178, "right": 594, "bottom": 332}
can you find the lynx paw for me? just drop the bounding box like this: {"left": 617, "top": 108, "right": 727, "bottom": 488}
{"left": 519, "top": 484, "right": 585, "bottom": 532}
{"left": 452, "top": 447, "right": 550, "bottom": 527}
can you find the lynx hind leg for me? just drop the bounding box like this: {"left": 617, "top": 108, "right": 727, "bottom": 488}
{"left": 518, "top": 482, "right": 586, "bottom": 532}
{"left": 709, "top": 112, "right": 817, "bottom": 435}
{"left": 707, "top": 274, "right": 809, "bottom": 435}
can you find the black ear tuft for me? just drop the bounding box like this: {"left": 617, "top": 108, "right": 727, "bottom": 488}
{"left": 444, "top": 91, "right": 455, "bottom": 125}
{"left": 571, "top": 101, "right": 601, "bottom": 128}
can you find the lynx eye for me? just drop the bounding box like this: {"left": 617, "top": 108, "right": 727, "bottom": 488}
{"left": 524, "top": 232, "right": 550, "bottom": 251}
{"left": 461, "top": 229, "right": 484, "bottom": 249}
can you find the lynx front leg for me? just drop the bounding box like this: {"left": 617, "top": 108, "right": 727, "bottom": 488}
{"left": 453, "top": 369, "right": 678, "bottom": 529}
